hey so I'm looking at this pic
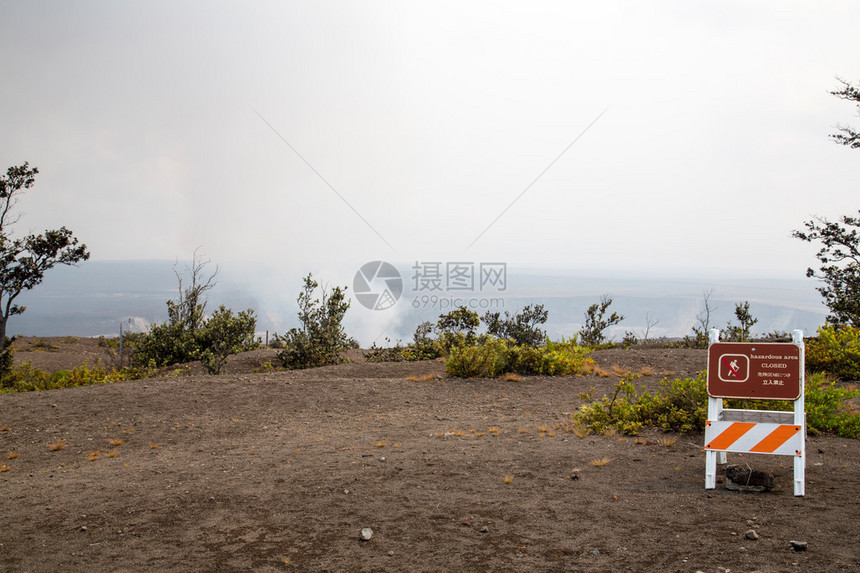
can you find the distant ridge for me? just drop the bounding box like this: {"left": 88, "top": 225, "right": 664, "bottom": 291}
{"left": 9, "top": 260, "right": 828, "bottom": 345}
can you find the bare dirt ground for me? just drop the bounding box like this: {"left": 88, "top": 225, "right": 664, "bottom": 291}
{"left": 1, "top": 339, "right": 858, "bottom": 572}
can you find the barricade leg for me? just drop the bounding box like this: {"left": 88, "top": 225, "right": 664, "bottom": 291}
{"left": 794, "top": 451, "right": 805, "bottom": 496}
{"left": 705, "top": 450, "right": 717, "bottom": 489}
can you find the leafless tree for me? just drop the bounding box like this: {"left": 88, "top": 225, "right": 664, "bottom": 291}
{"left": 640, "top": 312, "right": 659, "bottom": 341}
{"left": 168, "top": 248, "right": 218, "bottom": 334}
{"left": 694, "top": 289, "right": 716, "bottom": 335}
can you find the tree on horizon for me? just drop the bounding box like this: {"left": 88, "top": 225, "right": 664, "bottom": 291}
{"left": 0, "top": 163, "right": 90, "bottom": 365}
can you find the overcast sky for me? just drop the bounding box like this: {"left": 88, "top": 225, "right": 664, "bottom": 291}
{"left": 1, "top": 1, "right": 857, "bottom": 284}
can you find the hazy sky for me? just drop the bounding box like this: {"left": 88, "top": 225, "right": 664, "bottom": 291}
{"left": 1, "top": 1, "right": 857, "bottom": 282}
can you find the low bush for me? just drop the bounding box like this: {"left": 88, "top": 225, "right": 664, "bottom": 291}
{"left": 446, "top": 338, "right": 509, "bottom": 378}
{"left": 483, "top": 304, "right": 548, "bottom": 347}
{"left": 275, "top": 274, "right": 352, "bottom": 370}
{"left": 446, "top": 338, "right": 593, "bottom": 378}
{"left": 133, "top": 306, "right": 257, "bottom": 374}
{"left": 404, "top": 321, "right": 445, "bottom": 360}
{"left": 364, "top": 338, "right": 407, "bottom": 363}
{"left": 575, "top": 373, "right": 708, "bottom": 435}
{"left": 806, "top": 324, "right": 860, "bottom": 380}
{"left": 578, "top": 295, "right": 623, "bottom": 347}
{"left": 196, "top": 306, "right": 258, "bottom": 374}
{"left": 575, "top": 370, "right": 860, "bottom": 438}
{"left": 436, "top": 306, "right": 480, "bottom": 354}
{"left": 0, "top": 362, "right": 157, "bottom": 393}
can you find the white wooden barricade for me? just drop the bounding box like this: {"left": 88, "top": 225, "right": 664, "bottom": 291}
{"left": 704, "top": 329, "right": 806, "bottom": 496}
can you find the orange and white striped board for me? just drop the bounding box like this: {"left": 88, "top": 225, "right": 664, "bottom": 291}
{"left": 704, "top": 421, "right": 803, "bottom": 456}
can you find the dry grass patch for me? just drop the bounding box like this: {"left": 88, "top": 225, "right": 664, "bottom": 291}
{"left": 407, "top": 373, "right": 445, "bottom": 382}
{"left": 658, "top": 436, "right": 677, "bottom": 447}
{"left": 49, "top": 440, "right": 66, "bottom": 451}
{"left": 0, "top": 464, "right": 9, "bottom": 472}
{"left": 504, "top": 475, "right": 514, "bottom": 484}
{"left": 7, "top": 452, "right": 19, "bottom": 460}
{"left": 639, "top": 366, "right": 656, "bottom": 376}
{"left": 109, "top": 439, "right": 124, "bottom": 446}
{"left": 500, "top": 373, "right": 523, "bottom": 382}
{"left": 591, "top": 456, "right": 612, "bottom": 467}
{"left": 591, "top": 365, "right": 613, "bottom": 378}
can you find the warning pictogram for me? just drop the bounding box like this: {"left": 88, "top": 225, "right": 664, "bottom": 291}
{"left": 717, "top": 353, "right": 748, "bottom": 383}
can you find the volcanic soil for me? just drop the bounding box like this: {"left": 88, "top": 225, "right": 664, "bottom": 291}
{"left": 1, "top": 338, "right": 858, "bottom": 572}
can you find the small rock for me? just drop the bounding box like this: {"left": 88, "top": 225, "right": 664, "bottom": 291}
{"left": 360, "top": 528, "right": 373, "bottom": 541}
{"left": 745, "top": 529, "right": 759, "bottom": 540}
{"left": 590, "top": 549, "right": 600, "bottom": 555}
{"left": 343, "top": 489, "right": 350, "bottom": 495}
{"left": 479, "top": 526, "right": 489, "bottom": 534}
{"left": 79, "top": 526, "right": 88, "bottom": 532}
{"left": 789, "top": 540, "right": 807, "bottom": 552}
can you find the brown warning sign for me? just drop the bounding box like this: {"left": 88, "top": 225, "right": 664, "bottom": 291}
{"left": 707, "top": 342, "right": 802, "bottom": 400}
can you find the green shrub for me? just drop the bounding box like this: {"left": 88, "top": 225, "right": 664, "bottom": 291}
{"left": 806, "top": 324, "right": 860, "bottom": 380}
{"left": 197, "top": 306, "right": 258, "bottom": 374}
{"left": 132, "top": 321, "right": 195, "bottom": 367}
{"left": 446, "top": 338, "right": 509, "bottom": 378}
{"left": 804, "top": 372, "right": 860, "bottom": 437}
{"left": 403, "top": 321, "right": 444, "bottom": 360}
{"left": 578, "top": 295, "right": 623, "bottom": 347}
{"left": 576, "top": 373, "right": 708, "bottom": 435}
{"left": 0, "top": 337, "right": 14, "bottom": 384}
{"left": 722, "top": 301, "right": 759, "bottom": 342}
{"left": 576, "top": 370, "right": 860, "bottom": 438}
{"left": 1, "top": 361, "right": 158, "bottom": 393}
{"left": 364, "top": 338, "right": 407, "bottom": 363}
{"left": 445, "top": 338, "right": 593, "bottom": 378}
{"left": 435, "top": 306, "right": 480, "bottom": 354}
{"left": 483, "top": 304, "right": 548, "bottom": 347}
{"left": 275, "top": 274, "right": 352, "bottom": 370}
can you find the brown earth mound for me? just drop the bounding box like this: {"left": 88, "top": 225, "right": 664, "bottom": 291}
{"left": 1, "top": 340, "right": 858, "bottom": 571}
